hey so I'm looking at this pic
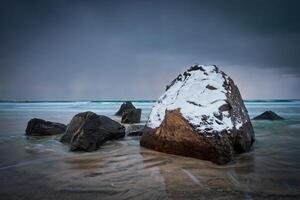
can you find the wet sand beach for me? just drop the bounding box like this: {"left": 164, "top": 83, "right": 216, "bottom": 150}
{"left": 0, "top": 101, "right": 299, "bottom": 200}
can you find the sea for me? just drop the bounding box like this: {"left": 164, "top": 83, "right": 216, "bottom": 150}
{"left": 0, "top": 100, "right": 299, "bottom": 200}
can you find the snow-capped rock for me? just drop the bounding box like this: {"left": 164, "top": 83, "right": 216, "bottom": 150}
{"left": 140, "top": 65, "right": 255, "bottom": 164}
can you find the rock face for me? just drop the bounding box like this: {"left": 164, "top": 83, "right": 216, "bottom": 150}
{"left": 115, "top": 101, "right": 136, "bottom": 116}
{"left": 253, "top": 111, "right": 284, "bottom": 120}
{"left": 121, "top": 108, "right": 142, "bottom": 124}
{"left": 60, "top": 111, "right": 125, "bottom": 151}
{"left": 126, "top": 125, "right": 145, "bottom": 136}
{"left": 25, "top": 118, "right": 66, "bottom": 136}
{"left": 140, "top": 65, "right": 255, "bottom": 164}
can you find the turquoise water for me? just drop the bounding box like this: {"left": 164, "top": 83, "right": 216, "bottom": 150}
{"left": 0, "top": 100, "right": 299, "bottom": 199}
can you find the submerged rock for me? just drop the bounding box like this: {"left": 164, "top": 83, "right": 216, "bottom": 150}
{"left": 121, "top": 108, "right": 142, "bottom": 124}
{"left": 140, "top": 65, "right": 255, "bottom": 164}
{"left": 126, "top": 125, "right": 145, "bottom": 136}
{"left": 253, "top": 111, "right": 284, "bottom": 120}
{"left": 115, "top": 101, "right": 136, "bottom": 116}
{"left": 25, "top": 118, "right": 66, "bottom": 136}
{"left": 60, "top": 111, "right": 125, "bottom": 151}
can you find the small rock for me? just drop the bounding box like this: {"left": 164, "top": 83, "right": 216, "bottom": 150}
{"left": 206, "top": 84, "right": 217, "bottom": 90}
{"left": 121, "top": 108, "right": 141, "bottom": 124}
{"left": 115, "top": 101, "right": 136, "bottom": 116}
{"left": 126, "top": 125, "right": 145, "bottom": 136}
{"left": 253, "top": 111, "right": 284, "bottom": 120}
{"left": 25, "top": 118, "right": 66, "bottom": 136}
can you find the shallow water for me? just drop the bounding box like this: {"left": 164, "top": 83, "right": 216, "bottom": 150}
{"left": 0, "top": 100, "right": 299, "bottom": 200}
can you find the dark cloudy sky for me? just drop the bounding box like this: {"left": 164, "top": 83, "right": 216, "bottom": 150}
{"left": 0, "top": 0, "right": 299, "bottom": 100}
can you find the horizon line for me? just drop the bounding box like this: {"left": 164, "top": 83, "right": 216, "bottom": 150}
{"left": 0, "top": 99, "right": 299, "bottom": 103}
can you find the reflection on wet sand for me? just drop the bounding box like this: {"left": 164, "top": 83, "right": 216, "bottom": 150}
{"left": 57, "top": 143, "right": 169, "bottom": 199}
{"left": 139, "top": 145, "right": 299, "bottom": 199}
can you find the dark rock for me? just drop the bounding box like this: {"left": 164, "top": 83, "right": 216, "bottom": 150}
{"left": 25, "top": 118, "right": 66, "bottom": 136}
{"left": 206, "top": 84, "right": 217, "bottom": 90}
{"left": 187, "top": 100, "right": 202, "bottom": 107}
{"left": 115, "top": 101, "right": 136, "bottom": 116}
{"left": 140, "top": 65, "right": 255, "bottom": 164}
{"left": 166, "top": 74, "right": 183, "bottom": 91}
{"left": 187, "top": 65, "right": 205, "bottom": 72}
{"left": 121, "top": 108, "right": 141, "bottom": 124}
{"left": 253, "top": 111, "right": 284, "bottom": 120}
{"left": 218, "top": 102, "right": 232, "bottom": 112}
{"left": 213, "top": 112, "right": 223, "bottom": 121}
{"left": 126, "top": 125, "right": 145, "bottom": 136}
{"left": 60, "top": 111, "right": 125, "bottom": 151}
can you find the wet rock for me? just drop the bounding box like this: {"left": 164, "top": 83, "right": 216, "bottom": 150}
{"left": 126, "top": 125, "right": 145, "bottom": 136}
{"left": 141, "top": 109, "right": 234, "bottom": 164}
{"left": 140, "top": 65, "right": 255, "bottom": 164}
{"left": 115, "top": 101, "right": 136, "bottom": 116}
{"left": 25, "top": 118, "right": 66, "bottom": 136}
{"left": 253, "top": 111, "right": 284, "bottom": 120}
{"left": 121, "top": 108, "right": 141, "bottom": 124}
{"left": 60, "top": 111, "right": 125, "bottom": 151}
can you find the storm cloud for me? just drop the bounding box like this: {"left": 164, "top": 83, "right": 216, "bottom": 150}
{"left": 0, "top": 0, "right": 299, "bottom": 100}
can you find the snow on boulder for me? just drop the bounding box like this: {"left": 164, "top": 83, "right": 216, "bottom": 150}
{"left": 140, "top": 65, "right": 255, "bottom": 164}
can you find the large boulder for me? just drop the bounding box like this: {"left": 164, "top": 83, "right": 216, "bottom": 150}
{"left": 60, "top": 111, "right": 125, "bottom": 151}
{"left": 121, "top": 108, "right": 142, "bottom": 124}
{"left": 253, "top": 111, "right": 284, "bottom": 120}
{"left": 140, "top": 65, "right": 255, "bottom": 164}
{"left": 115, "top": 101, "right": 136, "bottom": 116}
{"left": 25, "top": 118, "right": 66, "bottom": 136}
